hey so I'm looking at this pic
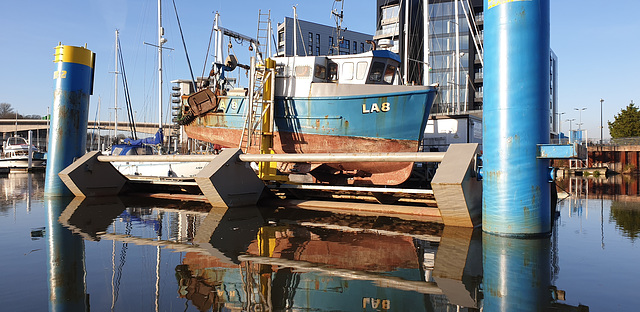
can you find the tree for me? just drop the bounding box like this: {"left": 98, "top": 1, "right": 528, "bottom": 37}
{"left": 0, "top": 103, "right": 40, "bottom": 119}
{"left": 608, "top": 102, "right": 640, "bottom": 138}
{"left": 0, "top": 102, "right": 16, "bottom": 118}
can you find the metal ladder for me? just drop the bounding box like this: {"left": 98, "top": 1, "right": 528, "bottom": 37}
{"left": 239, "top": 58, "right": 266, "bottom": 152}
{"left": 239, "top": 11, "right": 273, "bottom": 152}
{"left": 256, "top": 10, "right": 271, "bottom": 59}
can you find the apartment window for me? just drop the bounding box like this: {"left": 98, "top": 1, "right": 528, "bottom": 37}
{"left": 361, "top": 42, "right": 364, "bottom": 53}
{"left": 353, "top": 41, "right": 357, "bottom": 54}
{"left": 278, "top": 30, "right": 284, "bottom": 46}
{"left": 316, "top": 34, "right": 320, "bottom": 56}
{"left": 343, "top": 40, "right": 350, "bottom": 55}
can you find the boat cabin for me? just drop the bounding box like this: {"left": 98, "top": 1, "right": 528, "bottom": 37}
{"left": 273, "top": 50, "right": 401, "bottom": 98}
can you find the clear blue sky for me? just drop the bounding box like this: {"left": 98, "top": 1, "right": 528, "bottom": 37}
{"left": 0, "top": 0, "right": 638, "bottom": 140}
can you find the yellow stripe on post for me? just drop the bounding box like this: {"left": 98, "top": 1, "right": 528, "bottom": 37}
{"left": 53, "top": 44, "right": 95, "bottom": 68}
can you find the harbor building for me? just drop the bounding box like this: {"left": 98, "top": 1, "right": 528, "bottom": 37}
{"left": 276, "top": 17, "right": 372, "bottom": 57}
{"left": 374, "top": 0, "right": 559, "bottom": 151}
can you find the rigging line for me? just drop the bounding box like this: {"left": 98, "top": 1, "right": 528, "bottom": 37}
{"left": 202, "top": 15, "right": 216, "bottom": 82}
{"left": 171, "top": 0, "right": 197, "bottom": 91}
{"left": 91, "top": 96, "right": 100, "bottom": 147}
{"left": 117, "top": 37, "right": 138, "bottom": 140}
{"left": 118, "top": 44, "right": 136, "bottom": 138}
{"left": 460, "top": 0, "right": 483, "bottom": 66}
{"left": 295, "top": 11, "right": 308, "bottom": 56}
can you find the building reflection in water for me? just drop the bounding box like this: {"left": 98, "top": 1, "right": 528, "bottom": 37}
{"left": 54, "top": 192, "right": 589, "bottom": 311}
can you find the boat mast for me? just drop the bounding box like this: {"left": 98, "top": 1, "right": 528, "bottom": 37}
{"left": 293, "top": 6, "right": 298, "bottom": 56}
{"left": 403, "top": 0, "right": 409, "bottom": 85}
{"left": 114, "top": 29, "right": 119, "bottom": 141}
{"left": 157, "top": 0, "right": 164, "bottom": 134}
{"left": 423, "top": 0, "right": 429, "bottom": 86}
{"left": 332, "top": 0, "right": 344, "bottom": 55}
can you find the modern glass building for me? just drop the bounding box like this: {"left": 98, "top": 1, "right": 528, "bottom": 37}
{"left": 375, "top": 0, "right": 559, "bottom": 138}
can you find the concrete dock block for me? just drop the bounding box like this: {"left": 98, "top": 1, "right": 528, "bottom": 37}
{"left": 195, "top": 148, "right": 266, "bottom": 208}
{"left": 431, "top": 143, "right": 482, "bottom": 227}
{"left": 58, "top": 151, "right": 127, "bottom": 197}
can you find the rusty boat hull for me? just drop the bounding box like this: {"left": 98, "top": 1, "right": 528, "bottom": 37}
{"left": 184, "top": 84, "right": 436, "bottom": 185}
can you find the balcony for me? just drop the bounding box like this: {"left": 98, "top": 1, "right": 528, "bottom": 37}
{"left": 374, "top": 23, "right": 399, "bottom": 40}
{"left": 474, "top": 53, "right": 483, "bottom": 64}
{"left": 474, "top": 72, "right": 483, "bottom": 83}
{"left": 475, "top": 13, "right": 484, "bottom": 25}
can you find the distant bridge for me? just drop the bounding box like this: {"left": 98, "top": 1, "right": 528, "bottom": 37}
{"left": 0, "top": 119, "right": 169, "bottom": 136}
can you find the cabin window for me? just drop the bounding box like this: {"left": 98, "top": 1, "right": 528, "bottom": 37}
{"left": 314, "top": 65, "right": 326, "bottom": 79}
{"left": 383, "top": 65, "right": 396, "bottom": 84}
{"left": 343, "top": 62, "right": 354, "bottom": 80}
{"left": 295, "top": 65, "right": 311, "bottom": 78}
{"left": 328, "top": 62, "right": 338, "bottom": 81}
{"left": 356, "top": 62, "right": 368, "bottom": 80}
{"left": 368, "top": 62, "right": 386, "bottom": 83}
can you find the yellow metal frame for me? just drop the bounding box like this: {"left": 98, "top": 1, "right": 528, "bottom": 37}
{"left": 258, "top": 59, "right": 288, "bottom": 182}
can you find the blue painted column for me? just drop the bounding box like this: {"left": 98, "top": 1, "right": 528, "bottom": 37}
{"left": 44, "top": 44, "right": 95, "bottom": 196}
{"left": 483, "top": 233, "right": 551, "bottom": 311}
{"left": 483, "top": 0, "right": 551, "bottom": 236}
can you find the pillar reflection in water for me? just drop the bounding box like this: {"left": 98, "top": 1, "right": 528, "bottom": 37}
{"left": 46, "top": 197, "right": 87, "bottom": 312}
{"left": 483, "top": 233, "right": 551, "bottom": 311}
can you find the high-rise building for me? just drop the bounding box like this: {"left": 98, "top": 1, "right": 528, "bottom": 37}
{"left": 375, "top": 0, "right": 484, "bottom": 115}
{"left": 376, "top": 0, "right": 560, "bottom": 147}
{"left": 276, "top": 17, "right": 372, "bottom": 57}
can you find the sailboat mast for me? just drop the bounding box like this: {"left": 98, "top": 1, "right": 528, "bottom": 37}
{"left": 424, "top": 0, "right": 429, "bottom": 86}
{"left": 403, "top": 0, "right": 409, "bottom": 85}
{"left": 158, "top": 0, "right": 164, "bottom": 131}
{"left": 114, "top": 29, "right": 119, "bottom": 140}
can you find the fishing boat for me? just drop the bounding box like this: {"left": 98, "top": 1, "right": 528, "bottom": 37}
{"left": 175, "top": 12, "right": 437, "bottom": 186}
{"left": 0, "top": 136, "right": 46, "bottom": 171}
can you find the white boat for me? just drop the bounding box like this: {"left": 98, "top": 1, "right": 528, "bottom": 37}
{"left": 0, "top": 136, "right": 46, "bottom": 171}
{"left": 113, "top": 160, "right": 208, "bottom": 178}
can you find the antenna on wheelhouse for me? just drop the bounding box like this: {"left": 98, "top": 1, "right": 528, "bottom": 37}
{"left": 331, "top": 0, "right": 345, "bottom": 55}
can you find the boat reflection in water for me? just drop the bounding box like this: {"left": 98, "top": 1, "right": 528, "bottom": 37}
{"left": 54, "top": 194, "right": 587, "bottom": 311}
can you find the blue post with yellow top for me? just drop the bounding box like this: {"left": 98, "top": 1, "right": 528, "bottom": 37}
{"left": 482, "top": 0, "right": 551, "bottom": 236}
{"left": 44, "top": 44, "right": 95, "bottom": 196}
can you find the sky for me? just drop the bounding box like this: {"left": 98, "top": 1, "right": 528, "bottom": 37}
{"left": 1, "top": 0, "right": 639, "bottom": 140}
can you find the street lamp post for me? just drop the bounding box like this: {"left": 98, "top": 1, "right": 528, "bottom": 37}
{"left": 566, "top": 118, "right": 575, "bottom": 143}
{"left": 574, "top": 107, "right": 587, "bottom": 130}
{"left": 599, "top": 98, "right": 604, "bottom": 145}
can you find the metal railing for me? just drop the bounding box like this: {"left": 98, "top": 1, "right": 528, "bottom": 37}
{"left": 98, "top": 152, "right": 447, "bottom": 164}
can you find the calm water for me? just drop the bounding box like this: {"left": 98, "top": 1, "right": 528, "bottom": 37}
{"left": 0, "top": 173, "right": 638, "bottom": 311}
